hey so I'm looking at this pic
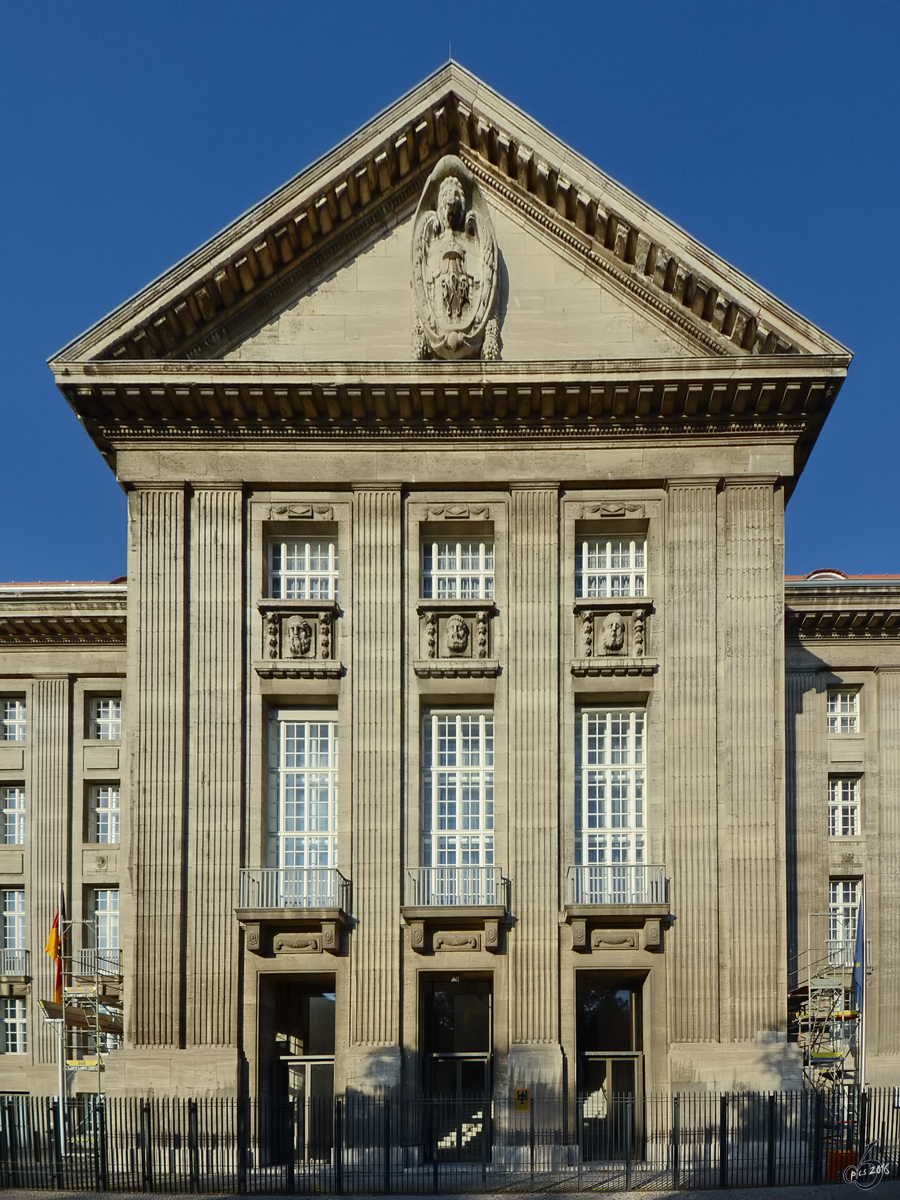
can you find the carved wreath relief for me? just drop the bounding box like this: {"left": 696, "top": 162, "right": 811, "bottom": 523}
{"left": 412, "top": 156, "right": 499, "bottom": 360}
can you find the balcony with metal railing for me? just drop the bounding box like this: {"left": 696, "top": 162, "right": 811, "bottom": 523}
{"left": 566, "top": 863, "right": 667, "bottom": 906}
{"left": 238, "top": 867, "right": 350, "bottom": 912}
{"left": 0, "top": 948, "right": 29, "bottom": 977}
{"left": 404, "top": 866, "right": 508, "bottom": 909}
{"left": 74, "top": 948, "right": 123, "bottom": 977}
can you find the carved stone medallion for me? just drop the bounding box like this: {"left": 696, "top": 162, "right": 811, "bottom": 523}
{"left": 444, "top": 613, "right": 470, "bottom": 655}
{"left": 412, "top": 155, "right": 499, "bottom": 360}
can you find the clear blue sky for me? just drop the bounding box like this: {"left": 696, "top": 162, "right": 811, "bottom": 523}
{"left": 2, "top": 2, "right": 897, "bottom": 580}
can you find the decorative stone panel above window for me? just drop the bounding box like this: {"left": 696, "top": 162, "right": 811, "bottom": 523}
{"left": 255, "top": 599, "right": 342, "bottom": 679}
{"left": 414, "top": 599, "right": 498, "bottom": 678}
{"left": 571, "top": 596, "right": 656, "bottom": 677}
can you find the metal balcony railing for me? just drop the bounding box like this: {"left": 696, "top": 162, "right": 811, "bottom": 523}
{"left": 405, "top": 866, "right": 507, "bottom": 908}
{"left": 566, "top": 863, "right": 667, "bottom": 905}
{"left": 239, "top": 867, "right": 350, "bottom": 911}
{"left": 75, "top": 948, "right": 123, "bottom": 976}
{"left": 0, "top": 948, "right": 29, "bottom": 976}
{"left": 826, "top": 939, "right": 857, "bottom": 970}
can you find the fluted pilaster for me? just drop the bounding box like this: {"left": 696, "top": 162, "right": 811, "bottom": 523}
{"left": 186, "top": 486, "right": 243, "bottom": 1047}
{"left": 508, "top": 484, "right": 559, "bottom": 1047}
{"left": 665, "top": 481, "right": 719, "bottom": 1041}
{"left": 30, "top": 678, "right": 69, "bottom": 1064}
{"left": 876, "top": 670, "right": 900, "bottom": 1050}
{"left": 718, "top": 481, "right": 783, "bottom": 1040}
{"left": 350, "top": 487, "right": 402, "bottom": 1050}
{"left": 128, "top": 486, "right": 186, "bottom": 1046}
{"left": 784, "top": 671, "right": 823, "bottom": 985}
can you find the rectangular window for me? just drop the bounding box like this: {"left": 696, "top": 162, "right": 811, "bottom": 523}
{"left": 576, "top": 538, "right": 646, "bottom": 598}
{"left": 828, "top": 878, "right": 859, "bottom": 966}
{"left": 422, "top": 711, "right": 494, "bottom": 868}
{"left": 0, "top": 698, "right": 26, "bottom": 742}
{"left": 0, "top": 788, "right": 25, "bottom": 845}
{"left": 422, "top": 541, "right": 494, "bottom": 599}
{"left": 0, "top": 890, "right": 25, "bottom": 950}
{"left": 268, "top": 715, "right": 339, "bottom": 873}
{"left": 827, "top": 690, "right": 860, "bottom": 734}
{"left": 85, "top": 888, "right": 120, "bottom": 976}
{"left": 269, "top": 539, "right": 339, "bottom": 600}
{"left": 89, "top": 697, "right": 122, "bottom": 740}
{"left": 0, "top": 998, "right": 26, "bottom": 1054}
{"left": 828, "top": 777, "right": 861, "bottom": 837}
{"left": 576, "top": 708, "right": 646, "bottom": 866}
{"left": 89, "top": 785, "right": 120, "bottom": 844}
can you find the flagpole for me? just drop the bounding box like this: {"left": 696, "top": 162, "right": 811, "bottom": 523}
{"left": 859, "top": 877, "right": 867, "bottom": 1092}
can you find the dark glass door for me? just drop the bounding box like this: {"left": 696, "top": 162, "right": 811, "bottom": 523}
{"left": 576, "top": 973, "right": 644, "bottom": 1161}
{"left": 422, "top": 976, "right": 491, "bottom": 1161}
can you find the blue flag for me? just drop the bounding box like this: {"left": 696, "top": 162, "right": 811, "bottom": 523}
{"left": 852, "top": 881, "right": 865, "bottom": 1014}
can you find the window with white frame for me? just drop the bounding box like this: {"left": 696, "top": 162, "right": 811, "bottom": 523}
{"left": 0, "top": 788, "right": 24, "bottom": 845}
{"left": 269, "top": 538, "right": 339, "bottom": 600}
{"left": 89, "top": 785, "right": 120, "bottom": 844}
{"left": 268, "top": 715, "right": 338, "bottom": 884}
{"left": 575, "top": 708, "right": 646, "bottom": 866}
{"left": 0, "top": 998, "right": 26, "bottom": 1054}
{"left": 0, "top": 698, "right": 26, "bottom": 742}
{"left": 422, "top": 540, "right": 494, "bottom": 599}
{"left": 88, "top": 888, "right": 119, "bottom": 974}
{"left": 828, "top": 878, "right": 859, "bottom": 966}
{"left": 575, "top": 538, "right": 647, "bottom": 598}
{"left": 89, "top": 697, "right": 122, "bottom": 740}
{"left": 422, "top": 711, "right": 494, "bottom": 874}
{"left": 828, "top": 778, "right": 861, "bottom": 837}
{"left": 827, "top": 690, "right": 860, "bottom": 735}
{"left": 0, "top": 890, "right": 25, "bottom": 952}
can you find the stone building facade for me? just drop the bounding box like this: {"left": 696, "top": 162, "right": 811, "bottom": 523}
{"left": 0, "top": 65, "right": 895, "bottom": 1101}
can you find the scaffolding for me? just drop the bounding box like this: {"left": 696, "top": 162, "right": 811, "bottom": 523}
{"left": 789, "top": 910, "right": 869, "bottom": 1094}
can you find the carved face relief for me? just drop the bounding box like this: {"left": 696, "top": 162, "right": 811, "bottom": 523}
{"left": 600, "top": 612, "right": 626, "bottom": 654}
{"left": 286, "top": 617, "right": 313, "bottom": 658}
{"left": 444, "top": 613, "right": 470, "bottom": 655}
{"left": 412, "top": 155, "right": 499, "bottom": 360}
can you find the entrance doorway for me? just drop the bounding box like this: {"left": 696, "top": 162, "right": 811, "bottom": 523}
{"left": 421, "top": 975, "right": 491, "bottom": 1161}
{"left": 576, "top": 972, "right": 644, "bottom": 1161}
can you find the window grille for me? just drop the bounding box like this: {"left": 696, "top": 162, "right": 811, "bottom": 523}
{"left": 575, "top": 539, "right": 646, "bottom": 598}
{"left": 89, "top": 697, "right": 122, "bottom": 740}
{"left": 0, "top": 890, "right": 25, "bottom": 951}
{"left": 422, "top": 712, "right": 494, "bottom": 868}
{"left": 827, "top": 690, "right": 860, "bottom": 734}
{"left": 90, "top": 785, "right": 120, "bottom": 844}
{"left": 828, "top": 778, "right": 860, "bottom": 837}
{"left": 269, "top": 540, "right": 339, "bottom": 600}
{"left": 268, "top": 717, "right": 338, "bottom": 871}
{"left": 0, "top": 698, "right": 26, "bottom": 742}
{"left": 576, "top": 709, "right": 646, "bottom": 866}
{"left": 0, "top": 788, "right": 24, "bottom": 845}
{"left": 422, "top": 541, "right": 494, "bottom": 599}
{"left": 0, "top": 998, "right": 26, "bottom": 1054}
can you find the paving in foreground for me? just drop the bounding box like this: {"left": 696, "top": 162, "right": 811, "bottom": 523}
{"left": 5, "top": 1187, "right": 900, "bottom": 1200}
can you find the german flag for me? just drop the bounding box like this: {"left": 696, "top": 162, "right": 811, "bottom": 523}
{"left": 44, "top": 893, "right": 65, "bottom": 1004}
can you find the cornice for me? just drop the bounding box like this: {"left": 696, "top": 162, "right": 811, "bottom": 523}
{"left": 0, "top": 612, "right": 127, "bottom": 647}
{"left": 49, "top": 68, "right": 849, "bottom": 371}
{"left": 786, "top": 594, "right": 900, "bottom": 640}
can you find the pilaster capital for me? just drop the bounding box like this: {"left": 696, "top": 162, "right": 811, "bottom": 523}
{"left": 509, "top": 481, "right": 560, "bottom": 491}
{"left": 189, "top": 481, "right": 243, "bottom": 492}
{"left": 665, "top": 476, "right": 721, "bottom": 491}
{"left": 351, "top": 482, "right": 403, "bottom": 494}
{"left": 127, "top": 481, "right": 188, "bottom": 493}
{"left": 722, "top": 474, "right": 780, "bottom": 488}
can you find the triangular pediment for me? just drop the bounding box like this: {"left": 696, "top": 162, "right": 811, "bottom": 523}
{"left": 50, "top": 63, "right": 848, "bottom": 368}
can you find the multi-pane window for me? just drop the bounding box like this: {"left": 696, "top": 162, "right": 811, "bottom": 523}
{"left": 829, "top": 879, "right": 859, "bottom": 966}
{"left": 268, "top": 716, "right": 339, "bottom": 880}
{"left": 828, "top": 778, "right": 861, "bottom": 837}
{"left": 575, "top": 709, "right": 645, "bottom": 866}
{"left": 422, "top": 711, "right": 494, "bottom": 872}
{"left": 422, "top": 541, "right": 494, "bottom": 599}
{"left": 0, "top": 788, "right": 25, "bottom": 845}
{"left": 269, "top": 539, "right": 339, "bottom": 600}
{"left": 0, "top": 698, "right": 26, "bottom": 742}
{"left": 575, "top": 538, "right": 646, "bottom": 598}
{"left": 0, "top": 999, "right": 26, "bottom": 1054}
{"left": 89, "top": 697, "right": 122, "bottom": 740}
{"left": 89, "top": 785, "right": 120, "bottom": 844}
{"left": 88, "top": 888, "right": 120, "bottom": 974}
{"left": 827, "top": 690, "right": 860, "bottom": 734}
{"left": 1, "top": 890, "right": 25, "bottom": 951}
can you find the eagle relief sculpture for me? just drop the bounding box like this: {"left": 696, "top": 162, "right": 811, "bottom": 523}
{"left": 412, "top": 155, "right": 499, "bottom": 360}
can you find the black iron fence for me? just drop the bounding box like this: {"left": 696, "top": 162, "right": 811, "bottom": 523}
{"left": 1, "top": 1088, "right": 898, "bottom": 1192}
